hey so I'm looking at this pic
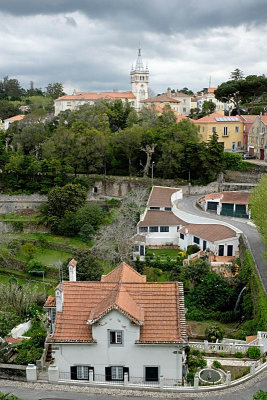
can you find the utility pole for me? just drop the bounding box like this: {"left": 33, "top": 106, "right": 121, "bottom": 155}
{"left": 151, "top": 161, "right": 155, "bottom": 186}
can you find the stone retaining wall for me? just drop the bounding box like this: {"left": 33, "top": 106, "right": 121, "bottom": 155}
{"left": 0, "top": 363, "right": 26, "bottom": 381}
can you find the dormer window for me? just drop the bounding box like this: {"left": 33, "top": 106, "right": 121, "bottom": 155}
{"left": 109, "top": 330, "right": 123, "bottom": 345}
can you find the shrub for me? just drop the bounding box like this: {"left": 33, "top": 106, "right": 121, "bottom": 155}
{"left": 187, "top": 371, "right": 195, "bottom": 386}
{"left": 10, "top": 221, "right": 23, "bottom": 233}
{"left": 205, "top": 325, "right": 225, "bottom": 342}
{"left": 191, "top": 349, "right": 200, "bottom": 356}
{"left": 235, "top": 352, "right": 244, "bottom": 358}
{"left": 212, "top": 360, "right": 222, "bottom": 369}
{"left": 0, "top": 392, "right": 22, "bottom": 400}
{"left": 247, "top": 347, "right": 261, "bottom": 359}
{"left": 25, "top": 259, "right": 46, "bottom": 275}
{"left": 21, "top": 242, "right": 37, "bottom": 260}
{"left": 218, "top": 352, "right": 225, "bottom": 358}
{"left": 253, "top": 390, "right": 267, "bottom": 400}
{"left": 187, "top": 244, "right": 200, "bottom": 255}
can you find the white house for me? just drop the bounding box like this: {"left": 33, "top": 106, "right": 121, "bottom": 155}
{"left": 4, "top": 114, "right": 25, "bottom": 130}
{"left": 198, "top": 192, "right": 250, "bottom": 219}
{"left": 45, "top": 261, "right": 187, "bottom": 384}
{"left": 54, "top": 48, "right": 149, "bottom": 115}
{"left": 133, "top": 186, "right": 241, "bottom": 259}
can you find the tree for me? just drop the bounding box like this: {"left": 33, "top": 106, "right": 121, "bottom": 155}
{"left": 75, "top": 203, "right": 104, "bottom": 233}
{"left": 43, "top": 183, "right": 87, "bottom": 224}
{"left": 45, "top": 82, "right": 65, "bottom": 99}
{"left": 114, "top": 126, "right": 143, "bottom": 175}
{"left": 250, "top": 174, "right": 267, "bottom": 248}
{"left": 230, "top": 68, "right": 244, "bottom": 81}
{"left": 62, "top": 251, "right": 103, "bottom": 281}
{"left": 205, "top": 325, "right": 225, "bottom": 342}
{"left": 0, "top": 100, "right": 20, "bottom": 120}
{"left": 0, "top": 76, "right": 25, "bottom": 100}
{"left": 215, "top": 80, "right": 243, "bottom": 115}
{"left": 202, "top": 100, "right": 216, "bottom": 115}
{"left": 184, "top": 259, "right": 210, "bottom": 287}
{"left": 253, "top": 391, "right": 267, "bottom": 400}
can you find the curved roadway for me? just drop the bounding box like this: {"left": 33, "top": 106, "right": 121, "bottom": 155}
{"left": 177, "top": 195, "right": 267, "bottom": 294}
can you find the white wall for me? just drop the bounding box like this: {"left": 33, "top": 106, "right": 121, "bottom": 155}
{"left": 178, "top": 232, "right": 239, "bottom": 255}
{"left": 143, "top": 226, "right": 179, "bottom": 246}
{"left": 53, "top": 310, "right": 184, "bottom": 381}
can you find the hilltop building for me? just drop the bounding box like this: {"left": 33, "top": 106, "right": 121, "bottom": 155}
{"left": 54, "top": 49, "right": 149, "bottom": 115}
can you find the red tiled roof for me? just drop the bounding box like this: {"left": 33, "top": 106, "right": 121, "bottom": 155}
{"left": 240, "top": 115, "right": 258, "bottom": 124}
{"left": 3, "top": 337, "right": 23, "bottom": 343}
{"left": 55, "top": 91, "right": 135, "bottom": 101}
{"left": 44, "top": 295, "right": 56, "bottom": 307}
{"left": 179, "top": 223, "right": 237, "bottom": 242}
{"left": 5, "top": 114, "right": 25, "bottom": 122}
{"left": 199, "top": 191, "right": 249, "bottom": 204}
{"left": 141, "top": 94, "right": 180, "bottom": 103}
{"left": 101, "top": 262, "right": 146, "bottom": 283}
{"left": 193, "top": 112, "right": 242, "bottom": 123}
{"left": 147, "top": 186, "right": 180, "bottom": 207}
{"left": 88, "top": 283, "right": 145, "bottom": 325}
{"left": 260, "top": 115, "right": 267, "bottom": 124}
{"left": 138, "top": 210, "right": 184, "bottom": 227}
{"left": 49, "top": 263, "right": 186, "bottom": 344}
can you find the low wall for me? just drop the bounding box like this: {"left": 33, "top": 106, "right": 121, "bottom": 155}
{"left": 224, "top": 167, "right": 267, "bottom": 183}
{"left": 0, "top": 194, "right": 47, "bottom": 214}
{"left": 0, "top": 363, "right": 26, "bottom": 381}
{"left": 0, "top": 221, "right": 49, "bottom": 234}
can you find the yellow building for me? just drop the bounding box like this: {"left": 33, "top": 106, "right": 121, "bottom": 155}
{"left": 193, "top": 112, "right": 244, "bottom": 151}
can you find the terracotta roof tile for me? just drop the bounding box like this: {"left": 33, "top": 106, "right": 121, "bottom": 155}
{"left": 5, "top": 114, "right": 25, "bottom": 122}
{"left": 147, "top": 186, "right": 180, "bottom": 207}
{"left": 179, "top": 223, "right": 237, "bottom": 242}
{"left": 138, "top": 210, "right": 184, "bottom": 227}
{"left": 101, "top": 262, "right": 146, "bottom": 283}
{"left": 55, "top": 91, "right": 135, "bottom": 101}
{"left": 49, "top": 264, "right": 186, "bottom": 344}
{"left": 199, "top": 191, "right": 249, "bottom": 204}
{"left": 193, "top": 112, "right": 242, "bottom": 123}
{"left": 44, "top": 295, "right": 56, "bottom": 307}
{"left": 140, "top": 94, "right": 180, "bottom": 103}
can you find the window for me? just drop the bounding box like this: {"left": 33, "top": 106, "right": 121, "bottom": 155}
{"left": 105, "top": 366, "right": 129, "bottom": 381}
{"left": 193, "top": 236, "right": 200, "bottom": 244}
{"left": 202, "top": 127, "right": 205, "bottom": 132}
{"left": 110, "top": 330, "right": 123, "bottom": 345}
{"left": 223, "top": 127, "right": 228, "bottom": 136}
{"left": 134, "top": 245, "right": 139, "bottom": 252}
{"left": 70, "top": 366, "right": 94, "bottom": 380}
{"left": 150, "top": 206, "right": 160, "bottom": 210}
{"left": 51, "top": 308, "right": 56, "bottom": 325}
{"left": 176, "top": 225, "right": 180, "bottom": 231}
{"left": 232, "top": 142, "right": 236, "bottom": 150}
{"left": 180, "top": 233, "right": 184, "bottom": 240}
{"left": 235, "top": 126, "right": 239, "bottom": 133}
{"left": 139, "top": 226, "right": 148, "bottom": 233}
{"left": 237, "top": 141, "right": 241, "bottom": 148}
{"left": 149, "top": 226, "right": 158, "bottom": 232}
{"left": 183, "top": 107, "right": 186, "bottom": 112}
{"left": 145, "top": 366, "right": 159, "bottom": 382}
{"left": 212, "top": 127, "right": 216, "bottom": 133}
{"left": 164, "top": 207, "right": 172, "bottom": 211}
{"left": 77, "top": 366, "right": 89, "bottom": 380}
{"left": 160, "top": 226, "right": 169, "bottom": 232}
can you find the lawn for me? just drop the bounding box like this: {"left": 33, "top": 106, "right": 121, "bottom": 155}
{"left": 188, "top": 320, "right": 240, "bottom": 339}
{"left": 18, "top": 246, "right": 72, "bottom": 265}
{"left": 4, "top": 232, "right": 90, "bottom": 249}
{"left": 146, "top": 248, "right": 185, "bottom": 259}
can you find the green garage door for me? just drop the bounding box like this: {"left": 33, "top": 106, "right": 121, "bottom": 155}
{"left": 235, "top": 204, "right": 248, "bottom": 218}
{"left": 207, "top": 201, "right": 218, "bottom": 211}
{"left": 221, "top": 203, "right": 234, "bottom": 217}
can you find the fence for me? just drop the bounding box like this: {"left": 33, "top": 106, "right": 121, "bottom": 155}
{"left": 189, "top": 340, "right": 265, "bottom": 355}
{"left": 58, "top": 371, "right": 182, "bottom": 388}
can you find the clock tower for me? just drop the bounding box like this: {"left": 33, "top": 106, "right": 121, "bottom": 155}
{"left": 130, "top": 48, "right": 149, "bottom": 110}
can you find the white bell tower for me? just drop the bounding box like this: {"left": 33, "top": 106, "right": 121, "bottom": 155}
{"left": 130, "top": 48, "right": 149, "bottom": 110}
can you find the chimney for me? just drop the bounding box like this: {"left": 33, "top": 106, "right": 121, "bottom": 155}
{"left": 55, "top": 284, "right": 64, "bottom": 312}
{"left": 68, "top": 259, "right": 77, "bottom": 282}
{"left": 167, "top": 87, "right": 172, "bottom": 97}
{"left": 113, "top": 88, "right": 118, "bottom": 93}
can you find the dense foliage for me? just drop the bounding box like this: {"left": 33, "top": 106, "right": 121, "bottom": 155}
{"left": 250, "top": 174, "right": 267, "bottom": 248}
{"left": 62, "top": 251, "right": 104, "bottom": 281}
{"left": 0, "top": 96, "right": 230, "bottom": 193}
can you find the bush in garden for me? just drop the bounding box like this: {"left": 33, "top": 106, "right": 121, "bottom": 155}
{"left": 186, "top": 244, "right": 200, "bottom": 255}
{"left": 25, "top": 259, "right": 46, "bottom": 275}
{"left": 205, "top": 325, "right": 225, "bottom": 342}
{"left": 235, "top": 352, "right": 244, "bottom": 358}
{"left": 187, "top": 371, "right": 195, "bottom": 385}
{"left": 247, "top": 347, "right": 261, "bottom": 359}
{"left": 212, "top": 360, "right": 222, "bottom": 369}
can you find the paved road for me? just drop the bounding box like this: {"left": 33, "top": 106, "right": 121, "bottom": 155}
{"left": 0, "top": 371, "right": 266, "bottom": 399}
{"left": 178, "top": 195, "right": 267, "bottom": 294}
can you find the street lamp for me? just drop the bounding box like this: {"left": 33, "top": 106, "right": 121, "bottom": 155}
{"left": 151, "top": 161, "right": 155, "bottom": 186}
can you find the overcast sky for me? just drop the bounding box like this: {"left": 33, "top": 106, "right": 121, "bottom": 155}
{"left": 0, "top": 0, "right": 266, "bottom": 94}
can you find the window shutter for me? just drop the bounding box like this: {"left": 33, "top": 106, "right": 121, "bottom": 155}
{"left": 123, "top": 367, "right": 129, "bottom": 381}
{"left": 89, "top": 367, "right": 94, "bottom": 380}
{"left": 70, "top": 366, "right": 77, "bottom": 380}
{"left": 105, "top": 367, "right": 111, "bottom": 381}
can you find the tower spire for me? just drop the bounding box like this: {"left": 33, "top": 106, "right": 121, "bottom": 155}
{"left": 135, "top": 47, "right": 144, "bottom": 71}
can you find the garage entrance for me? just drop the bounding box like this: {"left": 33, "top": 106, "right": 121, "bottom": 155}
{"left": 207, "top": 201, "right": 218, "bottom": 212}
{"left": 221, "top": 203, "right": 234, "bottom": 217}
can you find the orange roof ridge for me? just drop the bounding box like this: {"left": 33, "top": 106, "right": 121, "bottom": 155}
{"left": 101, "top": 262, "right": 146, "bottom": 283}
{"left": 88, "top": 283, "right": 144, "bottom": 325}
